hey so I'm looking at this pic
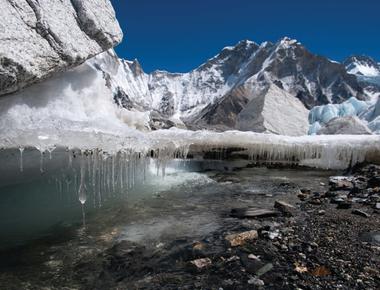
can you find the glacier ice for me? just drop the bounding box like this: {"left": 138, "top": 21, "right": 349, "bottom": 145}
{"left": 309, "top": 97, "right": 369, "bottom": 125}
{"left": 308, "top": 97, "right": 380, "bottom": 134}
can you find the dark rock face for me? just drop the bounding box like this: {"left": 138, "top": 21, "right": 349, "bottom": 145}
{"left": 114, "top": 87, "right": 133, "bottom": 110}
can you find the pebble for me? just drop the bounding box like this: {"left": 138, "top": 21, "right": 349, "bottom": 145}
{"left": 190, "top": 258, "right": 212, "bottom": 269}
{"left": 248, "top": 277, "right": 265, "bottom": 286}
{"left": 248, "top": 254, "right": 260, "bottom": 260}
{"left": 298, "top": 253, "right": 306, "bottom": 259}
{"left": 256, "top": 263, "right": 273, "bottom": 277}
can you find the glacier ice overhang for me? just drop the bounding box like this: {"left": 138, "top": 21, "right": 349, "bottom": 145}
{"left": 1, "top": 128, "right": 380, "bottom": 170}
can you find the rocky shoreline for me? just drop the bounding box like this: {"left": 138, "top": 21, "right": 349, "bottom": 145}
{"left": 95, "top": 164, "right": 380, "bottom": 289}
{"left": 0, "top": 164, "right": 379, "bottom": 289}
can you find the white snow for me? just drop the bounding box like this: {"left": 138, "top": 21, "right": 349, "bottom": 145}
{"left": 347, "top": 63, "right": 380, "bottom": 77}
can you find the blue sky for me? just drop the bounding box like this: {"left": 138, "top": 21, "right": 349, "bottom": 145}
{"left": 111, "top": 0, "right": 379, "bottom": 73}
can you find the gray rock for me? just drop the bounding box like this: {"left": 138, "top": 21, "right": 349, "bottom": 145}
{"left": 352, "top": 209, "right": 370, "bottom": 218}
{"left": 256, "top": 263, "right": 274, "bottom": 277}
{"left": 248, "top": 277, "right": 265, "bottom": 286}
{"left": 0, "top": 0, "right": 122, "bottom": 96}
{"left": 274, "top": 200, "right": 296, "bottom": 216}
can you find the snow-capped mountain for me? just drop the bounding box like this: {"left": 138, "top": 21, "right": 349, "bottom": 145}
{"left": 90, "top": 37, "right": 371, "bottom": 136}
{"left": 306, "top": 55, "right": 380, "bottom": 136}
{"left": 344, "top": 55, "right": 380, "bottom": 77}
{"left": 344, "top": 55, "right": 380, "bottom": 102}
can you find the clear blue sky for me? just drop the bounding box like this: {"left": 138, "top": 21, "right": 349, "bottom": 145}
{"left": 111, "top": 0, "right": 379, "bottom": 73}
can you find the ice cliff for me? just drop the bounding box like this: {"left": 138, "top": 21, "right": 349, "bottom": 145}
{"left": 0, "top": 0, "right": 122, "bottom": 96}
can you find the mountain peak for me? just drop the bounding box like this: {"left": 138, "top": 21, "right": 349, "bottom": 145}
{"left": 126, "top": 58, "right": 145, "bottom": 76}
{"left": 277, "top": 37, "right": 300, "bottom": 48}
{"left": 236, "top": 39, "right": 257, "bottom": 47}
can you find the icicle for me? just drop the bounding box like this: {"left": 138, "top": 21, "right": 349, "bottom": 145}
{"left": 112, "top": 156, "right": 115, "bottom": 193}
{"left": 81, "top": 203, "right": 86, "bottom": 228}
{"left": 91, "top": 151, "right": 97, "bottom": 208}
{"left": 39, "top": 150, "right": 44, "bottom": 173}
{"left": 19, "top": 147, "right": 24, "bottom": 172}
{"left": 119, "top": 152, "right": 124, "bottom": 191}
{"left": 47, "top": 146, "right": 55, "bottom": 160}
{"left": 68, "top": 150, "right": 73, "bottom": 168}
{"left": 78, "top": 154, "right": 87, "bottom": 227}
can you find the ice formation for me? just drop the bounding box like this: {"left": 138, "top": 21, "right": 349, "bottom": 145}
{"left": 308, "top": 97, "right": 380, "bottom": 135}
{"left": 309, "top": 97, "right": 369, "bottom": 125}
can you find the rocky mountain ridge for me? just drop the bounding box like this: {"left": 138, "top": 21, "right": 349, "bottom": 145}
{"left": 92, "top": 37, "right": 376, "bottom": 135}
